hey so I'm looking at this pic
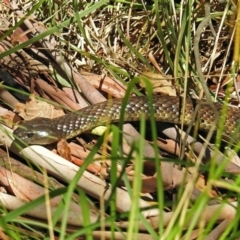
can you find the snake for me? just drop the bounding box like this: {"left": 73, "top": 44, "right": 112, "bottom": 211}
{"left": 13, "top": 95, "right": 240, "bottom": 145}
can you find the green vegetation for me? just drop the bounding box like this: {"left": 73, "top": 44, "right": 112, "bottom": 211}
{"left": 0, "top": 0, "right": 240, "bottom": 239}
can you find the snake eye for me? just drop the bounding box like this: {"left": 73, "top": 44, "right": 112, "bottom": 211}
{"left": 27, "top": 132, "right": 34, "bottom": 138}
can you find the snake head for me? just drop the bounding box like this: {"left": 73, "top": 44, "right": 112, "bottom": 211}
{"left": 13, "top": 117, "right": 59, "bottom": 145}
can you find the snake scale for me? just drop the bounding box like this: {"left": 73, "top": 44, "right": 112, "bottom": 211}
{"left": 13, "top": 95, "right": 240, "bottom": 145}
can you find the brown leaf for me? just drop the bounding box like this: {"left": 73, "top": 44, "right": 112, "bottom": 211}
{"left": 139, "top": 71, "right": 176, "bottom": 96}
{"left": 57, "top": 139, "right": 71, "bottom": 161}
{"left": 0, "top": 17, "right": 10, "bottom": 31}
{"left": 0, "top": 107, "right": 17, "bottom": 128}
{"left": 15, "top": 94, "right": 64, "bottom": 120}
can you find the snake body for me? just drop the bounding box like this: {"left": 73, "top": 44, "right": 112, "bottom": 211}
{"left": 13, "top": 95, "right": 240, "bottom": 144}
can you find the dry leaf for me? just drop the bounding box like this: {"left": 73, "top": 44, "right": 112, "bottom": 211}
{"left": 0, "top": 107, "right": 16, "bottom": 127}
{"left": 139, "top": 71, "right": 176, "bottom": 96}
{"left": 57, "top": 139, "right": 71, "bottom": 161}
{"left": 14, "top": 94, "right": 64, "bottom": 120}
{"left": 0, "top": 17, "right": 9, "bottom": 31}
